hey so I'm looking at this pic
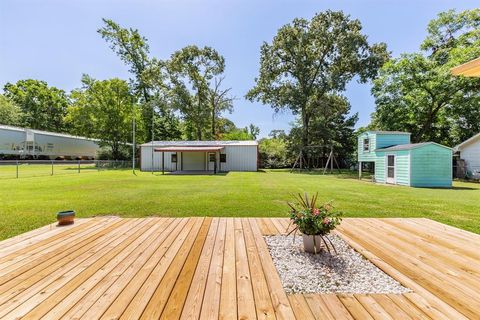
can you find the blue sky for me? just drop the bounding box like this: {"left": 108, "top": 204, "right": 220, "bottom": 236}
{"left": 0, "top": 0, "right": 476, "bottom": 138}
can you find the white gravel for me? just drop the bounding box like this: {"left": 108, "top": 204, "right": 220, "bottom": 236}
{"left": 264, "top": 234, "right": 411, "bottom": 294}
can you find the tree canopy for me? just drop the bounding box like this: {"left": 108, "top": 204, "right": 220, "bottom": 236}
{"left": 3, "top": 79, "right": 68, "bottom": 132}
{"left": 247, "top": 10, "right": 389, "bottom": 150}
{"left": 0, "top": 94, "right": 23, "bottom": 126}
{"left": 371, "top": 9, "right": 480, "bottom": 145}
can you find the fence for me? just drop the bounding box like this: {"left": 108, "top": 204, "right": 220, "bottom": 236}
{"left": 0, "top": 160, "right": 134, "bottom": 180}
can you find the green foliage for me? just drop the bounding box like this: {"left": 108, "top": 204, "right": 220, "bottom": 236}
{"left": 168, "top": 45, "right": 226, "bottom": 140}
{"left": 287, "top": 192, "right": 342, "bottom": 236}
{"left": 66, "top": 75, "right": 142, "bottom": 159}
{"left": 258, "top": 134, "right": 289, "bottom": 168}
{"left": 3, "top": 79, "right": 68, "bottom": 132}
{"left": 0, "top": 94, "right": 23, "bottom": 126}
{"left": 371, "top": 9, "right": 480, "bottom": 145}
{"left": 247, "top": 10, "right": 389, "bottom": 148}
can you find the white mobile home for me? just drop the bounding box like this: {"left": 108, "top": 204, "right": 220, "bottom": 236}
{"left": 455, "top": 132, "right": 480, "bottom": 178}
{"left": 140, "top": 141, "right": 258, "bottom": 173}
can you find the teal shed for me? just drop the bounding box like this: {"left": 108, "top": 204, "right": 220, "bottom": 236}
{"left": 358, "top": 131, "right": 452, "bottom": 188}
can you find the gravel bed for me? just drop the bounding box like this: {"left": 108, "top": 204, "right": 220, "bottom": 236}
{"left": 264, "top": 234, "right": 411, "bottom": 294}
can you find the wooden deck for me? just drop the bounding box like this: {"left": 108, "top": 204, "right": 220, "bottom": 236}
{"left": 0, "top": 217, "right": 478, "bottom": 319}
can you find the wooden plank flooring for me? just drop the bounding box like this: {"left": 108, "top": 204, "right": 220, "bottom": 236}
{"left": 0, "top": 217, "right": 478, "bottom": 319}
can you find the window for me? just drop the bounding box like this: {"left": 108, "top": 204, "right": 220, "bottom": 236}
{"left": 363, "top": 138, "right": 370, "bottom": 152}
{"left": 171, "top": 154, "right": 177, "bottom": 163}
{"left": 220, "top": 154, "right": 226, "bottom": 163}
{"left": 209, "top": 153, "right": 216, "bottom": 162}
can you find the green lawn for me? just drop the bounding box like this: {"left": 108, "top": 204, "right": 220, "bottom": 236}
{"left": 1, "top": 168, "right": 479, "bottom": 240}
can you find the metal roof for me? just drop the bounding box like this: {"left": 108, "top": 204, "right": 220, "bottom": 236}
{"left": 154, "top": 146, "right": 225, "bottom": 152}
{"left": 141, "top": 140, "right": 258, "bottom": 147}
{"left": 376, "top": 142, "right": 451, "bottom": 151}
{"left": 455, "top": 132, "right": 480, "bottom": 151}
{"left": 0, "top": 124, "right": 99, "bottom": 141}
{"left": 365, "top": 131, "right": 411, "bottom": 135}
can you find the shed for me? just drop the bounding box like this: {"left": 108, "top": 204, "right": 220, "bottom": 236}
{"left": 140, "top": 140, "right": 258, "bottom": 173}
{"left": 455, "top": 132, "right": 480, "bottom": 178}
{"left": 358, "top": 131, "right": 452, "bottom": 187}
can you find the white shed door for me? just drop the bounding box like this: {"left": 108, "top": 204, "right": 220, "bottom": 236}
{"left": 386, "top": 155, "right": 395, "bottom": 184}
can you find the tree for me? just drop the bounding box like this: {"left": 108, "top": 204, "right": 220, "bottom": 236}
{"left": 258, "top": 132, "right": 289, "bottom": 168}
{"left": 168, "top": 45, "right": 225, "bottom": 140}
{"left": 208, "top": 77, "right": 234, "bottom": 138}
{"left": 247, "top": 10, "right": 389, "bottom": 150}
{"left": 371, "top": 9, "right": 480, "bottom": 145}
{"left": 66, "top": 75, "right": 142, "bottom": 159}
{"left": 0, "top": 94, "right": 23, "bottom": 126}
{"left": 3, "top": 79, "right": 68, "bottom": 132}
{"left": 98, "top": 19, "right": 181, "bottom": 142}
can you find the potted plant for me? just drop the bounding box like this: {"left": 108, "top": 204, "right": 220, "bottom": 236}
{"left": 57, "top": 210, "right": 75, "bottom": 225}
{"left": 287, "top": 192, "right": 342, "bottom": 254}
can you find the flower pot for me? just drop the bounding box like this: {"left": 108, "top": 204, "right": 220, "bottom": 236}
{"left": 57, "top": 210, "right": 75, "bottom": 226}
{"left": 302, "top": 234, "right": 323, "bottom": 254}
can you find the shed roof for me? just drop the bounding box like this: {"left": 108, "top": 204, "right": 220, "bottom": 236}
{"left": 375, "top": 142, "right": 451, "bottom": 151}
{"left": 154, "top": 146, "right": 224, "bottom": 152}
{"left": 141, "top": 140, "right": 258, "bottom": 147}
{"left": 364, "top": 131, "right": 411, "bottom": 135}
{"left": 455, "top": 132, "right": 480, "bottom": 151}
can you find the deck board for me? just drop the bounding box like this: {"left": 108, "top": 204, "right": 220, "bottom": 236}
{"left": 0, "top": 217, "right": 477, "bottom": 319}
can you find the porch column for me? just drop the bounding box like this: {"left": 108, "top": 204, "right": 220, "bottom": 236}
{"left": 162, "top": 151, "right": 164, "bottom": 175}
{"left": 358, "top": 161, "right": 362, "bottom": 179}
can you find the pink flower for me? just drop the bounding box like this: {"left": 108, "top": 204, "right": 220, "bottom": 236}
{"left": 323, "top": 217, "right": 330, "bottom": 225}
{"left": 313, "top": 208, "right": 320, "bottom": 216}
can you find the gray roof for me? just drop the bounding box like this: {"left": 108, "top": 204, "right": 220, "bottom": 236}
{"left": 366, "top": 131, "right": 411, "bottom": 135}
{"left": 141, "top": 140, "right": 258, "bottom": 147}
{"left": 376, "top": 142, "right": 451, "bottom": 151}
{"left": 0, "top": 124, "right": 99, "bottom": 141}
{"left": 455, "top": 132, "right": 480, "bottom": 150}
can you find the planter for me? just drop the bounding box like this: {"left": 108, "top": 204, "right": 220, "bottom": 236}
{"left": 302, "top": 234, "right": 324, "bottom": 254}
{"left": 57, "top": 210, "right": 75, "bottom": 226}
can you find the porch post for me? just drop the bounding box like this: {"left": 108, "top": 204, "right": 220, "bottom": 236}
{"left": 214, "top": 151, "right": 218, "bottom": 174}
{"left": 359, "top": 161, "right": 362, "bottom": 179}
{"left": 162, "top": 151, "right": 164, "bottom": 175}
{"left": 181, "top": 152, "right": 183, "bottom": 171}
{"left": 176, "top": 152, "right": 178, "bottom": 171}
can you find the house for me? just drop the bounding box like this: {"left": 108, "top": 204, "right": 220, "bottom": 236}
{"left": 358, "top": 131, "right": 452, "bottom": 187}
{"left": 455, "top": 132, "right": 480, "bottom": 178}
{"left": 140, "top": 140, "right": 258, "bottom": 173}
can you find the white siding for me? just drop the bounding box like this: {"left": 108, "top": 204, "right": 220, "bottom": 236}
{"left": 460, "top": 141, "right": 480, "bottom": 173}
{"left": 140, "top": 144, "right": 258, "bottom": 172}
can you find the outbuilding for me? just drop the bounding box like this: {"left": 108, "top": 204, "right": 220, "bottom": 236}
{"left": 358, "top": 131, "right": 452, "bottom": 187}
{"left": 140, "top": 140, "right": 258, "bottom": 173}
{"left": 454, "top": 132, "right": 480, "bottom": 178}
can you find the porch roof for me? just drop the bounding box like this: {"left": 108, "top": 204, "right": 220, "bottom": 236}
{"left": 154, "top": 146, "right": 224, "bottom": 152}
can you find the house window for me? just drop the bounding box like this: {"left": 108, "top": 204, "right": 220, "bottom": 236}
{"left": 209, "top": 153, "right": 216, "bottom": 162}
{"left": 363, "top": 138, "right": 370, "bottom": 152}
{"left": 171, "top": 154, "right": 177, "bottom": 163}
{"left": 220, "top": 154, "right": 226, "bottom": 163}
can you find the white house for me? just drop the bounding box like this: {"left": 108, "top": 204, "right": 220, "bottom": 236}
{"left": 140, "top": 141, "right": 258, "bottom": 173}
{"left": 455, "top": 132, "right": 480, "bottom": 177}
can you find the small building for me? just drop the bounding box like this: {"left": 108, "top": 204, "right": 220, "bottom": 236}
{"left": 454, "top": 132, "right": 480, "bottom": 178}
{"left": 140, "top": 141, "right": 258, "bottom": 173}
{"left": 358, "top": 131, "right": 452, "bottom": 187}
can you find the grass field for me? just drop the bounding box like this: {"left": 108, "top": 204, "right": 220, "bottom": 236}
{"left": 1, "top": 168, "right": 479, "bottom": 240}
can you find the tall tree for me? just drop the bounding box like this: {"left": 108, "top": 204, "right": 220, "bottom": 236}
{"left": 168, "top": 45, "right": 225, "bottom": 140}
{"left": 0, "top": 94, "right": 23, "bottom": 126}
{"left": 66, "top": 75, "right": 142, "bottom": 159}
{"left": 247, "top": 10, "right": 389, "bottom": 150}
{"left": 371, "top": 9, "right": 480, "bottom": 145}
{"left": 3, "top": 79, "right": 68, "bottom": 132}
{"left": 208, "top": 77, "right": 234, "bottom": 139}
{"left": 98, "top": 19, "right": 181, "bottom": 141}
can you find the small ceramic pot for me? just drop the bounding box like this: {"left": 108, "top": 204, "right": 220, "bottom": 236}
{"left": 57, "top": 210, "right": 75, "bottom": 226}
{"left": 302, "top": 234, "right": 323, "bottom": 254}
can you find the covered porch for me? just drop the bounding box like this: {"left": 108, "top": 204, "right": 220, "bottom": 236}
{"left": 154, "top": 146, "right": 224, "bottom": 175}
